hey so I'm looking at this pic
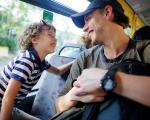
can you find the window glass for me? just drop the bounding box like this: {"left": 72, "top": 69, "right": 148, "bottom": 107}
{"left": 0, "top": 0, "right": 84, "bottom": 70}
{"left": 59, "top": 47, "right": 82, "bottom": 58}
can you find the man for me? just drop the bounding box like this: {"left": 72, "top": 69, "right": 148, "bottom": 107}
{"left": 55, "top": 0, "right": 150, "bottom": 119}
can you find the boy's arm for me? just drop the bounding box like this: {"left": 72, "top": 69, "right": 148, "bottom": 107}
{"left": 0, "top": 79, "right": 21, "bottom": 120}
{"left": 47, "top": 60, "right": 74, "bottom": 75}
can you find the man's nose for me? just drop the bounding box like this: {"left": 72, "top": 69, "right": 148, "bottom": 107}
{"left": 83, "top": 23, "right": 89, "bottom": 32}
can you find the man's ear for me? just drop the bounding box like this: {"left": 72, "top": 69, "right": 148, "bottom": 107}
{"left": 103, "top": 5, "right": 114, "bottom": 21}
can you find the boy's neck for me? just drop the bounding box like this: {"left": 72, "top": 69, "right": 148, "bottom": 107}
{"left": 34, "top": 48, "right": 46, "bottom": 61}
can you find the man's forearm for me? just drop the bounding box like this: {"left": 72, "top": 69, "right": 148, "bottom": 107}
{"left": 55, "top": 95, "right": 77, "bottom": 113}
{"left": 115, "top": 72, "right": 150, "bottom": 107}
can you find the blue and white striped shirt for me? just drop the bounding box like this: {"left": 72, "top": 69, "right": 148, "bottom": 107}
{"left": 0, "top": 48, "right": 50, "bottom": 105}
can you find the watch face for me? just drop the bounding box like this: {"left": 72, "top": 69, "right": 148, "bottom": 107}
{"left": 101, "top": 69, "right": 117, "bottom": 92}
{"left": 104, "top": 79, "right": 114, "bottom": 91}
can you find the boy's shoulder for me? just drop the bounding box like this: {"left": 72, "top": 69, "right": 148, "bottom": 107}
{"left": 17, "top": 50, "right": 35, "bottom": 63}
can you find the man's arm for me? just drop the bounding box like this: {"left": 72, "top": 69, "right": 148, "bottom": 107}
{"left": 115, "top": 72, "right": 150, "bottom": 107}
{"left": 55, "top": 68, "right": 107, "bottom": 113}
{"left": 55, "top": 52, "right": 86, "bottom": 113}
{"left": 55, "top": 87, "right": 78, "bottom": 113}
{"left": 55, "top": 59, "right": 82, "bottom": 113}
{"left": 73, "top": 68, "right": 150, "bottom": 107}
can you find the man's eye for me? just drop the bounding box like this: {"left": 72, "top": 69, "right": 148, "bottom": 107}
{"left": 85, "top": 11, "right": 93, "bottom": 22}
{"left": 85, "top": 16, "right": 91, "bottom": 22}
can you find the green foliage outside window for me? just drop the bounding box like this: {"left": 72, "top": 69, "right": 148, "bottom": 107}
{"left": 0, "top": 36, "right": 17, "bottom": 52}
{"left": 0, "top": 1, "right": 29, "bottom": 53}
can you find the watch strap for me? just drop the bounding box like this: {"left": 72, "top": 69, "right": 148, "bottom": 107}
{"left": 101, "top": 64, "right": 119, "bottom": 91}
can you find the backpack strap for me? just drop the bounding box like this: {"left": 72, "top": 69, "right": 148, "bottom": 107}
{"left": 81, "top": 103, "right": 100, "bottom": 120}
{"left": 135, "top": 40, "right": 150, "bottom": 62}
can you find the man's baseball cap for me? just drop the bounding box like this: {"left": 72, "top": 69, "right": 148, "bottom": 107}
{"left": 71, "top": 0, "right": 124, "bottom": 28}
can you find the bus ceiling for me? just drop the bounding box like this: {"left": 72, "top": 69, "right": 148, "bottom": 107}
{"left": 126, "top": 0, "right": 150, "bottom": 26}
{"left": 20, "top": 0, "right": 77, "bottom": 17}
{"left": 20, "top": 0, "right": 149, "bottom": 37}
{"left": 121, "top": 0, "right": 150, "bottom": 36}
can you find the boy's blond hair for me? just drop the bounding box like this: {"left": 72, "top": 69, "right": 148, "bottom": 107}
{"left": 18, "top": 20, "right": 56, "bottom": 52}
{"left": 80, "top": 34, "right": 92, "bottom": 49}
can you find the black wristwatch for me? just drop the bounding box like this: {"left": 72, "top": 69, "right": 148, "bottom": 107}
{"left": 101, "top": 66, "right": 118, "bottom": 92}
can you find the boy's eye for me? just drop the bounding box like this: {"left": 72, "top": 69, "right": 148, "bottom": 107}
{"left": 48, "top": 33, "right": 55, "bottom": 38}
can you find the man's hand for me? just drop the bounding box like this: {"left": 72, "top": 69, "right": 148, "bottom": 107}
{"left": 55, "top": 87, "right": 78, "bottom": 112}
{"left": 70, "top": 68, "right": 107, "bottom": 103}
{"left": 56, "top": 68, "right": 108, "bottom": 112}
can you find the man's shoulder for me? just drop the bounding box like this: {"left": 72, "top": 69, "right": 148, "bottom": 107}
{"left": 135, "top": 39, "right": 150, "bottom": 45}
{"left": 134, "top": 40, "right": 150, "bottom": 63}
{"left": 135, "top": 40, "right": 150, "bottom": 50}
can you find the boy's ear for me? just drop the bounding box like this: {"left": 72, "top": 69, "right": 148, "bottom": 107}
{"left": 104, "top": 5, "right": 114, "bottom": 21}
{"left": 31, "top": 37, "right": 38, "bottom": 44}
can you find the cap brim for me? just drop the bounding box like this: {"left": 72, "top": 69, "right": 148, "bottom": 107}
{"left": 71, "top": 9, "right": 93, "bottom": 28}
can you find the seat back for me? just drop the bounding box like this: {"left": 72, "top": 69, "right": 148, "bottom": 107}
{"left": 31, "top": 55, "right": 74, "bottom": 119}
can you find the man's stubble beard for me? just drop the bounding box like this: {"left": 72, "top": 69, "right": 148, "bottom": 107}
{"left": 92, "top": 38, "right": 103, "bottom": 46}
{"left": 93, "top": 28, "right": 104, "bottom": 46}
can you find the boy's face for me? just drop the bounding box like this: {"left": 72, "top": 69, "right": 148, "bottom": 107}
{"left": 35, "top": 25, "right": 56, "bottom": 54}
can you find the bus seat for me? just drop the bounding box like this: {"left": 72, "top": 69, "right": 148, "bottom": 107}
{"left": 133, "top": 26, "right": 150, "bottom": 41}
{"left": 31, "top": 55, "right": 74, "bottom": 119}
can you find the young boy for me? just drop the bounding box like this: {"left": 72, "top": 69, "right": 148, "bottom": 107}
{"left": 0, "top": 20, "right": 73, "bottom": 120}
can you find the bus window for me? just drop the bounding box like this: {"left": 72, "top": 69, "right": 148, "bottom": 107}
{"left": 0, "top": 0, "right": 88, "bottom": 69}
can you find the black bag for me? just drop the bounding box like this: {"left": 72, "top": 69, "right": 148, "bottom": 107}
{"left": 82, "top": 59, "right": 150, "bottom": 120}
{"left": 50, "top": 107, "right": 84, "bottom": 120}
